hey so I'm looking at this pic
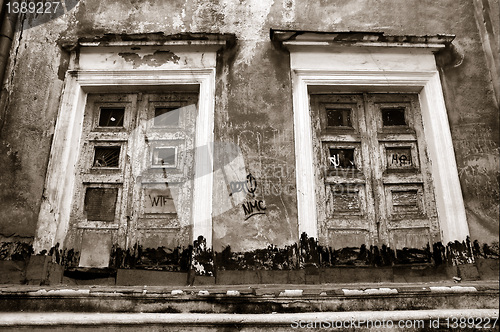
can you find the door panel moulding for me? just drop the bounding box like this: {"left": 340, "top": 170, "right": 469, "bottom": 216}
{"left": 33, "top": 34, "right": 236, "bottom": 253}
{"left": 271, "top": 29, "right": 469, "bottom": 244}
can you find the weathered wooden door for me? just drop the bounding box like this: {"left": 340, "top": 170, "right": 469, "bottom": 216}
{"left": 310, "top": 93, "right": 439, "bottom": 250}
{"left": 127, "top": 92, "right": 198, "bottom": 252}
{"left": 68, "top": 91, "right": 198, "bottom": 267}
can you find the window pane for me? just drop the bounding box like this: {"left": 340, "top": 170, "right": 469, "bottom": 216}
{"left": 93, "top": 146, "right": 120, "bottom": 167}
{"left": 152, "top": 147, "right": 176, "bottom": 167}
{"left": 154, "top": 107, "right": 180, "bottom": 127}
{"left": 99, "top": 107, "right": 125, "bottom": 127}
{"left": 84, "top": 188, "right": 118, "bottom": 221}
{"left": 327, "top": 109, "right": 352, "bottom": 127}
{"left": 329, "top": 148, "right": 355, "bottom": 168}
{"left": 381, "top": 108, "right": 406, "bottom": 126}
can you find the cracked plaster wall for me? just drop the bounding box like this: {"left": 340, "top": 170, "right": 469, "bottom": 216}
{"left": 0, "top": 0, "right": 498, "bottom": 251}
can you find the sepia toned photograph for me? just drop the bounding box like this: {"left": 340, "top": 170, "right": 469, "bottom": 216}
{"left": 0, "top": 0, "right": 498, "bottom": 330}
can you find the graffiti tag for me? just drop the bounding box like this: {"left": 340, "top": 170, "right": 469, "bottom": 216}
{"left": 391, "top": 152, "right": 412, "bottom": 166}
{"left": 242, "top": 200, "right": 266, "bottom": 220}
{"left": 230, "top": 173, "right": 257, "bottom": 197}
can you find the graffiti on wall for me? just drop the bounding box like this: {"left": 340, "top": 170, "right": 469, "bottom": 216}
{"left": 229, "top": 173, "right": 267, "bottom": 220}
{"left": 145, "top": 189, "right": 177, "bottom": 214}
{"left": 242, "top": 199, "right": 267, "bottom": 220}
{"left": 229, "top": 173, "right": 257, "bottom": 197}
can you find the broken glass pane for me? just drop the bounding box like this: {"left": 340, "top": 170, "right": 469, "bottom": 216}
{"left": 152, "top": 147, "right": 176, "bottom": 167}
{"left": 93, "top": 146, "right": 120, "bottom": 167}
{"left": 329, "top": 148, "right": 356, "bottom": 168}
{"left": 99, "top": 107, "right": 125, "bottom": 127}
{"left": 84, "top": 188, "right": 118, "bottom": 222}
{"left": 154, "top": 107, "right": 180, "bottom": 127}
{"left": 381, "top": 108, "right": 406, "bottom": 126}
{"left": 327, "top": 109, "right": 352, "bottom": 127}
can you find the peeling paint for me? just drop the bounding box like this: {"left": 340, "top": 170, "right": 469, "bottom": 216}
{"left": 0, "top": 0, "right": 498, "bottom": 287}
{"left": 117, "top": 50, "right": 180, "bottom": 68}
{"left": 0, "top": 232, "right": 498, "bottom": 285}
{"left": 0, "top": 242, "right": 33, "bottom": 261}
{"left": 192, "top": 235, "right": 214, "bottom": 276}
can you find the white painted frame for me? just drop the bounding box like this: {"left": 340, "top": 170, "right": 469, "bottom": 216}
{"left": 291, "top": 62, "right": 469, "bottom": 244}
{"left": 34, "top": 69, "right": 215, "bottom": 252}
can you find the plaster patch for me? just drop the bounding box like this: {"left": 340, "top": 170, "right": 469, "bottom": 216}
{"left": 429, "top": 286, "right": 478, "bottom": 293}
{"left": 282, "top": 0, "right": 295, "bottom": 23}
{"left": 279, "top": 289, "right": 303, "bottom": 297}
{"left": 342, "top": 288, "right": 398, "bottom": 296}
{"left": 342, "top": 289, "right": 363, "bottom": 296}
{"left": 172, "top": 8, "right": 187, "bottom": 31}
{"left": 28, "top": 289, "right": 90, "bottom": 296}
{"left": 222, "top": 0, "right": 275, "bottom": 66}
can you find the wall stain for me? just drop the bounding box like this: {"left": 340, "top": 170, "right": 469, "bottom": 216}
{"left": 0, "top": 234, "right": 498, "bottom": 283}
{"left": 192, "top": 235, "right": 214, "bottom": 276}
{"left": 0, "top": 241, "right": 32, "bottom": 261}
{"left": 214, "top": 233, "right": 498, "bottom": 271}
{"left": 110, "top": 243, "right": 192, "bottom": 272}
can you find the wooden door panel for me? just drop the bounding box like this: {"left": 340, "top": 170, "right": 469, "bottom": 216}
{"left": 368, "top": 93, "right": 438, "bottom": 250}
{"left": 310, "top": 94, "right": 376, "bottom": 247}
{"left": 69, "top": 92, "right": 199, "bottom": 267}
{"left": 328, "top": 229, "right": 370, "bottom": 250}
{"left": 129, "top": 93, "right": 198, "bottom": 250}
{"left": 67, "top": 94, "right": 138, "bottom": 261}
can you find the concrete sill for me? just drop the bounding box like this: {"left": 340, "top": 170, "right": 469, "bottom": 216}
{"left": 1, "top": 309, "right": 499, "bottom": 328}
{"left": 0, "top": 281, "right": 497, "bottom": 314}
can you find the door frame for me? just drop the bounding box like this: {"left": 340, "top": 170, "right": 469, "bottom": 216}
{"left": 34, "top": 69, "right": 216, "bottom": 252}
{"left": 289, "top": 49, "right": 469, "bottom": 245}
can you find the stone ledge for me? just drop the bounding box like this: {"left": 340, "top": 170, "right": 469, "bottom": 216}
{"left": 0, "top": 281, "right": 497, "bottom": 314}
{"left": 0, "top": 309, "right": 498, "bottom": 327}
{"left": 0, "top": 281, "right": 497, "bottom": 297}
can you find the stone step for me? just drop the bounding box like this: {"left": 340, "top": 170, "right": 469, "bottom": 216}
{"left": 0, "top": 310, "right": 499, "bottom": 331}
